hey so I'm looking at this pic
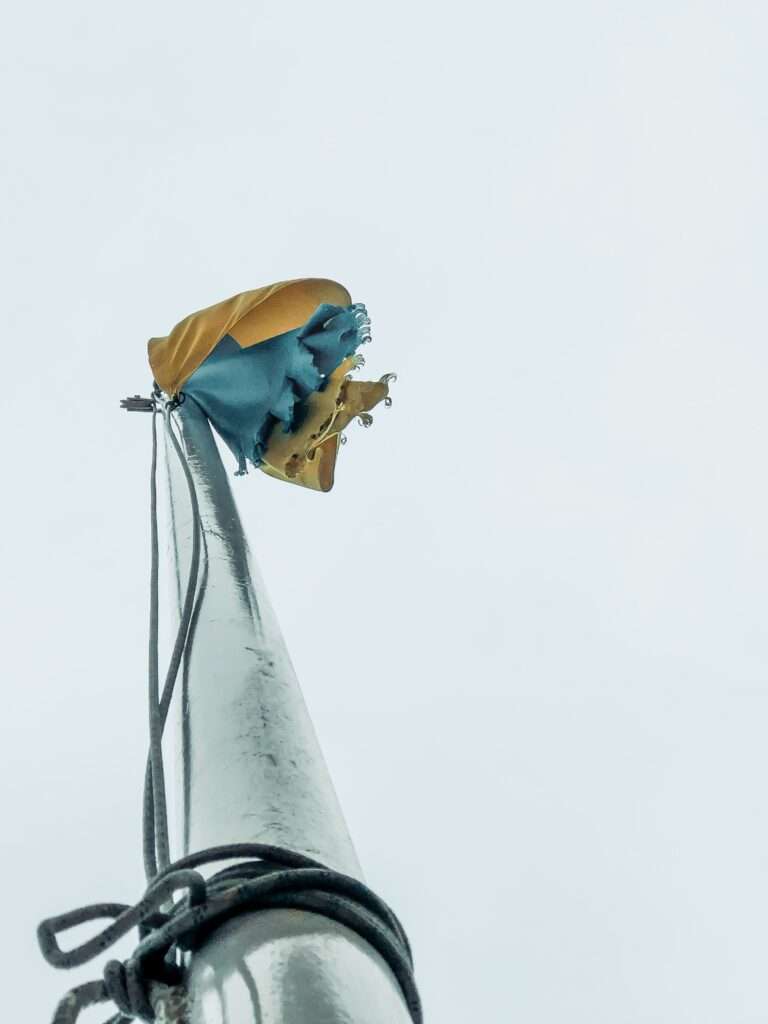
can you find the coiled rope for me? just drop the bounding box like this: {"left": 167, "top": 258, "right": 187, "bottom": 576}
{"left": 38, "top": 392, "right": 421, "bottom": 1024}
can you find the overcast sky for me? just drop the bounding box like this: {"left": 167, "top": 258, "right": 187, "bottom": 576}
{"left": 2, "top": 1, "right": 767, "bottom": 1021}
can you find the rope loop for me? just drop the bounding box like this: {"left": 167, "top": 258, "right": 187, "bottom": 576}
{"left": 39, "top": 846, "right": 421, "bottom": 1024}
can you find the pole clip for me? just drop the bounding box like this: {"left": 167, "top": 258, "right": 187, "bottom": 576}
{"left": 120, "top": 394, "right": 157, "bottom": 413}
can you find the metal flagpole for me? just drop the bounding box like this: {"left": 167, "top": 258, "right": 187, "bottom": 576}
{"left": 162, "top": 396, "right": 413, "bottom": 1024}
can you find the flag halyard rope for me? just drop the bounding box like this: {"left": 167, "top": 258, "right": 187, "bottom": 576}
{"left": 37, "top": 391, "right": 421, "bottom": 1024}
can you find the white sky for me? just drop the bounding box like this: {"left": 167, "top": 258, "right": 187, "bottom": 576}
{"left": 2, "top": 1, "right": 767, "bottom": 1020}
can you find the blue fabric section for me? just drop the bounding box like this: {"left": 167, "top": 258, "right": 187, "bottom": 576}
{"left": 182, "top": 303, "right": 366, "bottom": 474}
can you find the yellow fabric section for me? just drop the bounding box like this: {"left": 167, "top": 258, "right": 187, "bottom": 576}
{"left": 147, "top": 278, "right": 352, "bottom": 396}
{"left": 260, "top": 358, "right": 390, "bottom": 491}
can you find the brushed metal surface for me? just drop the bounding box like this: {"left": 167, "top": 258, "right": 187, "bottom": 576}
{"left": 187, "top": 911, "right": 412, "bottom": 1024}
{"left": 163, "top": 398, "right": 360, "bottom": 876}
{"left": 162, "top": 397, "right": 412, "bottom": 1024}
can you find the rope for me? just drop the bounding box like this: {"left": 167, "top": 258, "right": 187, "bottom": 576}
{"left": 143, "top": 399, "right": 203, "bottom": 880}
{"left": 39, "top": 844, "right": 421, "bottom": 1024}
{"left": 38, "top": 392, "right": 421, "bottom": 1024}
{"left": 146, "top": 403, "right": 169, "bottom": 874}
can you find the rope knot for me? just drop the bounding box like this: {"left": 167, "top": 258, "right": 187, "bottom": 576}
{"left": 40, "top": 845, "right": 421, "bottom": 1024}
{"left": 103, "top": 958, "right": 154, "bottom": 1022}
